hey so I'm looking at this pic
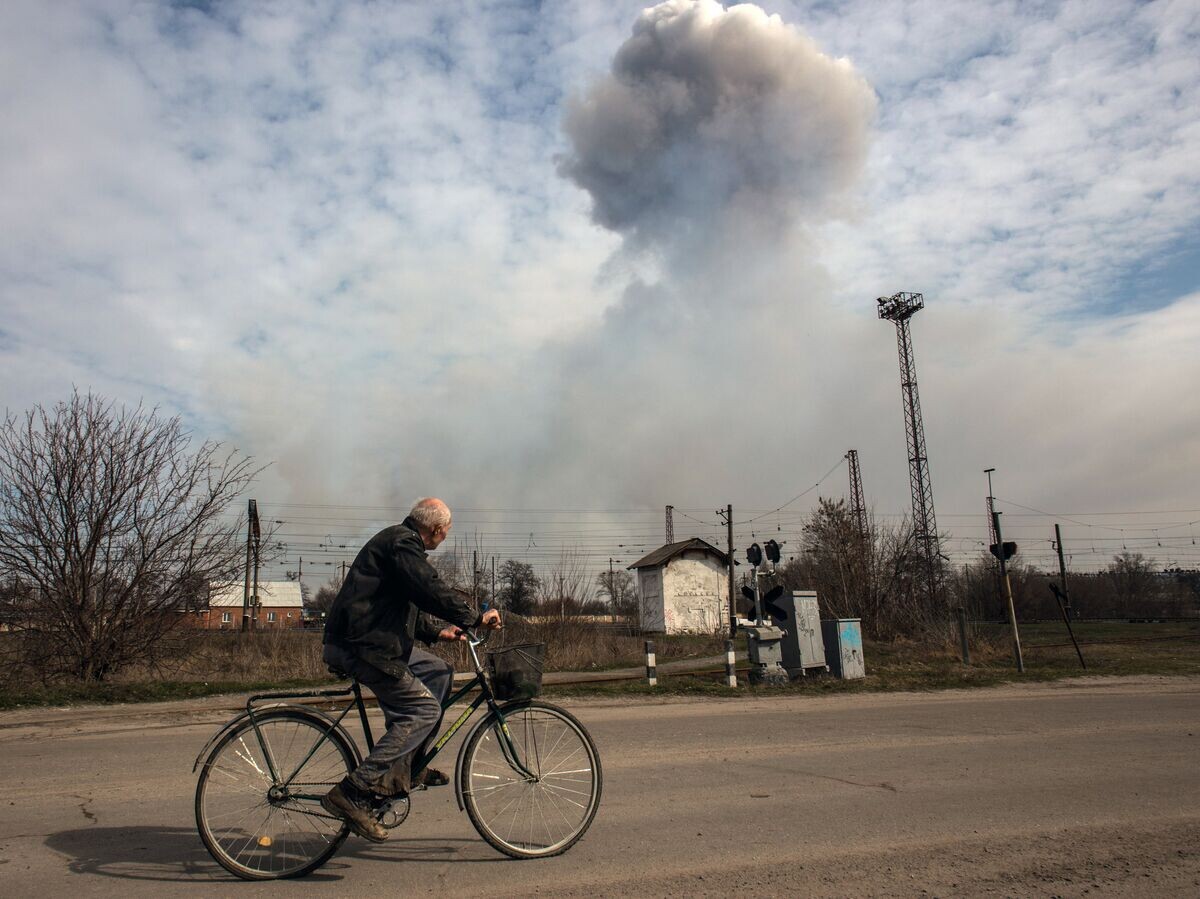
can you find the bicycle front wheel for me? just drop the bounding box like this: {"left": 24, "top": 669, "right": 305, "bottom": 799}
{"left": 195, "top": 709, "right": 355, "bottom": 880}
{"left": 461, "top": 700, "right": 602, "bottom": 859}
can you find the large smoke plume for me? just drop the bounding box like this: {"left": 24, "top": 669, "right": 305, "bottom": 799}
{"left": 560, "top": 0, "right": 875, "bottom": 257}
{"left": 509, "top": 0, "right": 878, "bottom": 507}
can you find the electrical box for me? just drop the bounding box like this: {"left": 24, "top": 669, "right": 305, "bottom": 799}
{"left": 774, "top": 591, "right": 828, "bottom": 677}
{"left": 744, "top": 626, "right": 789, "bottom": 685}
{"left": 821, "top": 618, "right": 865, "bottom": 679}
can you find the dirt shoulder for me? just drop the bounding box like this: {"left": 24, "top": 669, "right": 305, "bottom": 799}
{"left": 1, "top": 672, "right": 1195, "bottom": 737}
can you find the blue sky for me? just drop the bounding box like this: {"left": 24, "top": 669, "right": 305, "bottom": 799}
{"left": 2, "top": 0, "right": 1198, "bottom": 576}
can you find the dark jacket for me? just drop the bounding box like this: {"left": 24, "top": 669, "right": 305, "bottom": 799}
{"left": 323, "top": 518, "right": 480, "bottom": 677}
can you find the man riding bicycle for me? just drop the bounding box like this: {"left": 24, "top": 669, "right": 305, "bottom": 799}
{"left": 321, "top": 497, "right": 502, "bottom": 842}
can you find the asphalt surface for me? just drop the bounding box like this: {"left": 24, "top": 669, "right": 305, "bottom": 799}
{"left": 0, "top": 675, "right": 1197, "bottom": 897}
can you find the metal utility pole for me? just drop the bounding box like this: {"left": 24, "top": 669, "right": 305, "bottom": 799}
{"left": 877, "top": 292, "right": 942, "bottom": 610}
{"left": 985, "top": 467, "right": 1001, "bottom": 604}
{"left": 491, "top": 556, "right": 496, "bottom": 608}
{"left": 846, "top": 450, "right": 868, "bottom": 542}
{"left": 241, "top": 499, "right": 254, "bottom": 632}
{"left": 250, "top": 501, "right": 261, "bottom": 631}
{"left": 665, "top": 505, "right": 675, "bottom": 544}
{"left": 993, "top": 511, "right": 1024, "bottom": 672}
{"left": 719, "top": 505, "right": 736, "bottom": 638}
{"left": 472, "top": 550, "right": 479, "bottom": 604}
{"left": 984, "top": 469, "right": 998, "bottom": 546}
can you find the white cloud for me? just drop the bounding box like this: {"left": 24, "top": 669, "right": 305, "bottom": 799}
{"left": 1, "top": 0, "right": 1198, "bottom": 578}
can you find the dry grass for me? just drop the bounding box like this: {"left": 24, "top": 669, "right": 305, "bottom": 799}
{"left": 109, "top": 619, "right": 729, "bottom": 685}
{"left": 3, "top": 619, "right": 1194, "bottom": 710}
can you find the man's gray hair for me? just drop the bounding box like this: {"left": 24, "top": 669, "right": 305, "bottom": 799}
{"left": 409, "top": 497, "right": 451, "bottom": 531}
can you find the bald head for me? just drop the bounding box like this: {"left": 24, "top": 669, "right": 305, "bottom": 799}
{"left": 410, "top": 497, "right": 452, "bottom": 550}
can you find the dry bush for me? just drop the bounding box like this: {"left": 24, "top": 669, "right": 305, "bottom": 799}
{"left": 60, "top": 618, "right": 730, "bottom": 687}
{"left": 130, "top": 629, "right": 328, "bottom": 683}
{"left": 428, "top": 617, "right": 727, "bottom": 673}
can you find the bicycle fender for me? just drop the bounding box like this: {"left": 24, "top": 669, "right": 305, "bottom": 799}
{"left": 191, "top": 703, "right": 363, "bottom": 773}
{"left": 452, "top": 700, "right": 533, "bottom": 811}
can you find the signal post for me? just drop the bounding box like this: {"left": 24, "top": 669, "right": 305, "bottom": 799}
{"left": 741, "top": 540, "right": 789, "bottom": 685}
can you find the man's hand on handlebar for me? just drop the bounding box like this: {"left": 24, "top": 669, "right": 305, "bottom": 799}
{"left": 436, "top": 610, "right": 499, "bottom": 642}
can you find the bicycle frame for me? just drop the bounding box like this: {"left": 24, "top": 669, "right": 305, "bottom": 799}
{"left": 234, "top": 632, "right": 537, "bottom": 802}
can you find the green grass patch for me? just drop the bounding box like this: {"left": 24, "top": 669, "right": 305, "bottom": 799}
{"left": 543, "top": 629, "right": 1200, "bottom": 699}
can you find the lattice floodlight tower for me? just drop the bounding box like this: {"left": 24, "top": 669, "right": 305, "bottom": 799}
{"left": 877, "top": 292, "right": 942, "bottom": 608}
{"left": 845, "top": 449, "right": 868, "bottom": 543}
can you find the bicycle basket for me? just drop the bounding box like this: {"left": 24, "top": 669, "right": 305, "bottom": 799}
{"left": 486, "top": 643, "right": 545, "bottom": 701}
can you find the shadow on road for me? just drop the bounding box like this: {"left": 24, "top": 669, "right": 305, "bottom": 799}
{"left": 44, "top": 826, "right": 501, "bottom": 882}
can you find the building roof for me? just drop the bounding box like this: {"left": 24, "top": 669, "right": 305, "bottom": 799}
{"left": 627, "top": 538, "right": 729, "bottom": 570}
{"left": 208, "top": 581, "right": 304, "bottom": 608}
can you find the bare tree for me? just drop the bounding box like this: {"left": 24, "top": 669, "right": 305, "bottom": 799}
{"left": 538, "top": 548, "right": 594, "bottom": 618}
{"left": 1105, "top": 552, "right": 1158, "bottom": 617}
{"left": 308, "top": 574, "right": 343, "bottom": 619}
{"left": 773, "top": 497, "right": 932, "bottom": 640}
{"left": 0, "top": 391, "right": 260, "bottom": 681}
{"left": 496, "top": 559, "right": 539, "bottom": 616}
{"left": 596, "top": 568, "right": 638, "bottom": 618}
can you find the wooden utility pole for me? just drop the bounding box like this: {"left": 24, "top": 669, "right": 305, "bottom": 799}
{"left": 1054, "top": 524, "right": 1072, "bottom": 617}
{"left": 993, "top": 511, "right": 1024, "bottom": 672}
{"left": 609, "top": 557, "right": 615, "bottom": 617}
{"left": 1051, "top": 524, "right": 1086, "bottom": 669}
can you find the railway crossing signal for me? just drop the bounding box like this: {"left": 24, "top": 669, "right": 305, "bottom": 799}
{"left": 989, "top": 541, "right": 1017, "bottom": 561}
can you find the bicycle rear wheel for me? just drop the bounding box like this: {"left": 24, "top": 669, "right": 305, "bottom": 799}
{"left": 195, "top": 709, "right": 355, "bottom": 880}
{"left": 461, "top": 700, "right": 602, "bottom": 858}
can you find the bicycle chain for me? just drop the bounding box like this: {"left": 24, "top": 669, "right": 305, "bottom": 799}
{"left": 274, "top": 782, "right": 406, "bottom": 826}
{"left": 276, "top": 802, "right": 343, "bottom": 823}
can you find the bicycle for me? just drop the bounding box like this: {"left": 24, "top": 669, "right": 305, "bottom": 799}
{"left": 192, "top": 630, "right": 602, "bottom": 880}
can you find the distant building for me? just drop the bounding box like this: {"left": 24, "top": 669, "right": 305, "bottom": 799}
{"left": 198, "top": 580, "right": 305, "bottom": 629}
{"left": 628, "top": 538, "right": 730, "bottom": 634}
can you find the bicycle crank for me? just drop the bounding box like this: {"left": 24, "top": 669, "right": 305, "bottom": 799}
{"left": 374, "top": 795, "right": 411, "bottom": 829}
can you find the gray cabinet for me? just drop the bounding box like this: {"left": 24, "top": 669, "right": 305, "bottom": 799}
{"left": 776, "top": 591, "right": 827, "bottom": 677}
{"left": 821, "top": 618, "right": 865, "bottom": 679}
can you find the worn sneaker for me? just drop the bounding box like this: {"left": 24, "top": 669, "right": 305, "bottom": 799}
{"left": 414, "top": 767, "right": 450, "bottom": 788}
{"left": 321, "top": 782, "right": 389, "bottom": 843}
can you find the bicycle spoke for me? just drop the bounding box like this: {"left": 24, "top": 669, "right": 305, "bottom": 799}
{"left": 464, "top": 704, "right": 600, "bottom": 857}
{"left": 198, "top": 712, "right": 353, "bottom": 879}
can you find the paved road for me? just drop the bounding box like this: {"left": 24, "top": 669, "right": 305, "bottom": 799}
{"left": 1, "top": 676, "right": 1197, "bottom": 897}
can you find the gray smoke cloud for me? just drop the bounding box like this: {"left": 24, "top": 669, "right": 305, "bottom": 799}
{"left": 559, "top": 0, "right": 876, "bottom": 256}
{"left": 507, "top": 0, "right": 879, "bottom": 509}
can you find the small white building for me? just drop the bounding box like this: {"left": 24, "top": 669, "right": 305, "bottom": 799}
{"left": 628, "top": 538, "right": 730, "bottom": 634}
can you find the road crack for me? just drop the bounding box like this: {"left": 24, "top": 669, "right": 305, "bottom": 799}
{"left": 72, "top": 794, "right": 98, "bottom": 825}
{"left": 798, "top": 770, "right": 898, "bottom": 792}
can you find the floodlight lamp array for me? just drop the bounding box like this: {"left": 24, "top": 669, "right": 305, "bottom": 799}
{"left": 876, "top": 291, "right": 925, "bottom": 322}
